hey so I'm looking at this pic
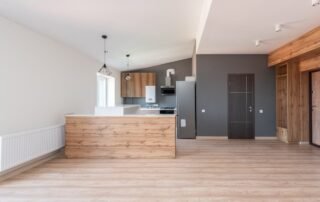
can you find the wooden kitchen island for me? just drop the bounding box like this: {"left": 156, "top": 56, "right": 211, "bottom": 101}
{"left": 65, "top": 114, "right": 176, "bottom": 158}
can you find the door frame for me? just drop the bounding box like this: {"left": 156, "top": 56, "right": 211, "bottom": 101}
{"left": 227, "top": 73, "right": 255, "bottom": 139}
{"left": 309, "top": 70, "right": 320, "bottom": 147}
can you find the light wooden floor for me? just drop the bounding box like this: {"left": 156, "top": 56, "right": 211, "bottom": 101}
{"left": 1, "top": 139, "right": 320, "bottom": 202}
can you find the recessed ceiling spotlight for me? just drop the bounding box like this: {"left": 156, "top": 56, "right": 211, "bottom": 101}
{"left": 312, "top": 0, "right": 320, "bottom": 6}
{"left": 275, "top": 24, "right": 282, "bottom": 32}
{"left": 255, "top": 40, "right": 261, "bottom": 47}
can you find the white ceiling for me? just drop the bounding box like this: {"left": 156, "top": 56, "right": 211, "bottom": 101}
{"left": 0, "top": 0, "right": 320, "bottom": 70}
{"left": 0, "top": 0, "right": 204, "bottom": 70}
{"left": 198, "top": 0, "right": 320, "bottom": 54}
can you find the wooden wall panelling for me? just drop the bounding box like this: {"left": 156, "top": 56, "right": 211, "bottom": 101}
{"left": 300, "top": 72, "right": 310, "bottom": 142}
{"left": 300, "top": 53, "right": 320, "bottom": 72}
{"left": 268, "top": 26, "right": 320, "bottom": 67}
{"left": 277, "top": 127, "right": 288, "bottom": 143}
{"left": 276, "top": 74, "right": 288, "bottom": 128}
{"left": 287, "top": 61, "right": 301, "bottom": 143}
{"left": 271, "top": 26, "right": 320, "bottom": 144}
{"left": 275, "top": 61, "right": 302, "bottom": 144}
{"left": 276, "top": 64, "right": 288, "bottom": 143}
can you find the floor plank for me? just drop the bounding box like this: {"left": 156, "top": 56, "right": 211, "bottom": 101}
{"left": 1, "top": 139, "right": 320, "bottom": 201}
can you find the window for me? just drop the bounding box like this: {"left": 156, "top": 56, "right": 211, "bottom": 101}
{"left": 97, "top": 73, "right": 115, "bottom": 107}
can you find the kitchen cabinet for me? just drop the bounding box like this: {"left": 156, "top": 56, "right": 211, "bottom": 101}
{"left": 121, "top": 72, "right": 156, "bottom": 97}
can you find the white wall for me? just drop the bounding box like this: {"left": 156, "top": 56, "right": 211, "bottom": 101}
{"left": 0, "top": 17, "right": 121, "bottom": 135}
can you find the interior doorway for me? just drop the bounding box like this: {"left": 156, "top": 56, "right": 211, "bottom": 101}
{"left": 228, "top": 74, "right": 255, "bottom": 139}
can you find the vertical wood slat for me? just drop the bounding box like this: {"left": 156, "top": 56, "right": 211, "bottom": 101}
{"left": 300, "top": 72, "right": 310, "bottom": 142}
{"left": 275, "top": 64, "right": 288, "bottom": 142}
{"left": 287, "top": 61, "right": 301, "bottom": 143}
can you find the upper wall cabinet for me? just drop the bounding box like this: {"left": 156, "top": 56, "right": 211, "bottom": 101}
{"left": 121, "top": 72, "right": 156, "bottom": 97}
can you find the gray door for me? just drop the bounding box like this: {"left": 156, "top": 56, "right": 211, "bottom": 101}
{"left": 176, "top": 81, "right": 196, "bottom": 139}
{"left": 228, "top": 74, "right": 255, "bottom": 139}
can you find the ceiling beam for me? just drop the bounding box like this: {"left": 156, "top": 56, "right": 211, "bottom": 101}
{"left": 268, "top": 26, "right": 320, "bottom": 67}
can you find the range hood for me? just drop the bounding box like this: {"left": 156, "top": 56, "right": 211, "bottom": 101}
{"left": 161, "top": 69, "right": 175, "bottom": 95}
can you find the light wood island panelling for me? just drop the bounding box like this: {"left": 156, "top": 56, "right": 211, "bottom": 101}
{"left": 65, "top": 115, "right": 176, "bottom": 159}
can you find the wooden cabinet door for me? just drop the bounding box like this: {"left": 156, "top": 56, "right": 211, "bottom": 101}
{"left": 132, "top": 73, "right": 142, "bottom": 97}
{"left": 121, "top": 73, "right": 135, "bottom": 97}
{"left": 121, "top": 72, "right": 156, "bottom": 97}
{"left": 147, "top": 73, "right": 156, "bottom": 85}
{"left": 121, "top": 73, "right": 128, "bottom": 97}
{"left": 141, "top": 73, "right": 156, "bottom": 96}
{"left": 140, "top": 73, "right": 148, "bottom": 96}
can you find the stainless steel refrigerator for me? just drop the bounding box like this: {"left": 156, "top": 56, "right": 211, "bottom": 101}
{"left": 176, "top": 81, "right": 196, "bottom": 139}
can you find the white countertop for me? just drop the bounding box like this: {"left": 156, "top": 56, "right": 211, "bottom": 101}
{"left": 139, "top": 107, "right": 161, "bottom": 111}
{"left": 96, "top": 105, "right": 140, "bottom": 109}
{"left": 66, "top": 114, "right": 176, "bottom": 118}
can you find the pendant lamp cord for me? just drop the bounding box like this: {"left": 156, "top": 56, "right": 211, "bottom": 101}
{"left": 126, "top": 54, "right": 130, "bottom": 71}
{"left": 103, "top": 38, "right": 106, "bottom": 65}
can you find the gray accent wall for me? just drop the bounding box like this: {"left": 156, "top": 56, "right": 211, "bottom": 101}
{"left": 123, "top": 58, "right": 192, "bottom": 107}
{"left": 196, "top": 55, "right": 275, "bottom": 137}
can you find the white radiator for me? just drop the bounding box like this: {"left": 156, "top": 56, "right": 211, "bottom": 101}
{"left": 0, "top": 124, "right": 65, "bottom": 172}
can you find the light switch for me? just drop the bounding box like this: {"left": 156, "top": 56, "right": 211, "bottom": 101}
{"left": 259, "top": 109, "right": 264, "bottom": 114}
{"left": 201, "top": 109, "right": 206, "bottom": 113}
{"left": 180, "top": 119, "right": 186, "bottom": 127}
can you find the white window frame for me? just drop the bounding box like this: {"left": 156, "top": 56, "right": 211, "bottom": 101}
{"left": 96, "top": 73, "right": 115, "bottom": 107}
